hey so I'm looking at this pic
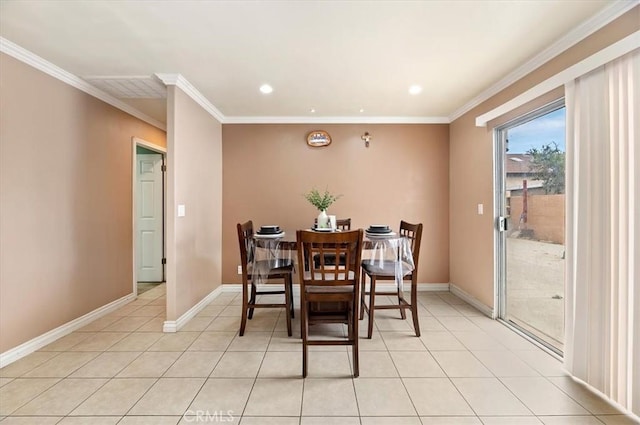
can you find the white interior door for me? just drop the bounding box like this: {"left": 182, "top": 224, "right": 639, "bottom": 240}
{"left": 136, "top": 153, "right": 163, "bottom": 282}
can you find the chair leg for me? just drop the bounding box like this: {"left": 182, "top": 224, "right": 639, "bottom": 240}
{"left": 284, "top": 275, "right": 292, "bottom": 337}
{"left": 301, "top": 299, "right": 308, "bottom": 378}
{"left": 347, "top": 305, "right": 353, "bottom": 340}
{"left": 289, "top": 278, "right": 295, "bottom": 319}
{"left": 398, "top": 287, "right": 407, "bottom": 320}
{"left": 367, "top": 276, "right": 376, "bottom": 339}
{"left": 411, "top": 281, "right": 421, "bottom": 337}
{"left": 352, "top": 344, "right": 359, "bottom": 377}
{"left": 359, "top": 270, "right": 366, "bottom": 320}
{"left": 248, "top": 283, "right": 257, "bottom": 319}
{"left": 239, "top": 281, "right": 249, "bottom": 336}
{"left": 352, "top": 300, "right": 359, "bottom": 377}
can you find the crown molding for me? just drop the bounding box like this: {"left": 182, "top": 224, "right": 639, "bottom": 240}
{"left": 156, "top": 73, "right": 225, "bottom": 123}
{"left": 8, "top": 0, "right": 629, "bottom": 131}
{"left": 449, "top": 0, "right": 638, "bottom": 122}
{"left": 155, "top": 73, "right": 181, "bottom": 86}
{"left": 223, "top": 115, "right": 450, "bottom": 124}
{"left": 476, "top": 31, "right": 639, "bottom": 127}
{"left": 0, "top": 37, "right": 166, "bottom": 131}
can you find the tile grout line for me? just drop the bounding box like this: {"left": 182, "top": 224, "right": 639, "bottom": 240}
{"left": 2, "top": 285, "right": 632, "bottom": 423}
{"left": 434, "top": 293, "right": 553, "bottom": 421}
{"left": 416, "top": 294, "right": 479, "bottom": 420}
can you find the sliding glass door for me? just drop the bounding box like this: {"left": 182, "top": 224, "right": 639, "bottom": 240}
{"left": 496, "top": 100, "right": 566, "bottom": 353}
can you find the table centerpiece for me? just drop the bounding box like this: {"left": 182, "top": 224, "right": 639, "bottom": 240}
{"left": 304, "top": 188, "right": 342, "bottom": 229}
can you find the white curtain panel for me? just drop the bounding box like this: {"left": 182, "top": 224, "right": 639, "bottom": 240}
{"left": 565, "top": 48, "right": 639, "bottom": 416}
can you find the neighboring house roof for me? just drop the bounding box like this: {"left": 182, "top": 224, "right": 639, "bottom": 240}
{"left": 506, "top": 154, "right": 543, "bottom": 191}
{"left": 506, "top": 154, "right": 534, "bottom": 174}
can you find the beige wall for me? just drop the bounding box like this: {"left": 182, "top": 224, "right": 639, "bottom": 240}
{"left": 165, "top": 86, "right": 223, "bottom": 321}
{"left": 221, "top": 124, "right": 450, "bottom": 285}
{"left": 0, "top": 53, "right": 166, "bottom": 352}
{"left": 449, "top": 6, "right": 639, "bottom": 308}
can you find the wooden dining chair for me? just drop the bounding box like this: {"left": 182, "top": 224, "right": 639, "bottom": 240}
{"left": 359, "top": 221, "right": 423, "bottom": 339}
{"left": 237, "top": 221, "right": 294, "bottom": 336}
{"left": 313, "top": 217, "right": 351, "bottom": 231}
{"left": 336, "top": 218, "right": 352, "bottom": 230}
{"left": 312, "top": 218, "right": 351, "bottom": 268}
{"left": 297, "top": 229, "right": 363, "bottom": 378}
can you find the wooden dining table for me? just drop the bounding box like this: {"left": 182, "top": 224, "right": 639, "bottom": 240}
{"left": 250, "top": 229, "right": 415, "bottom": 289}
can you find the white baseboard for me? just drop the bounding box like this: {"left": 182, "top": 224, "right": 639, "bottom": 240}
{"left": 222, "top": 282, "right": 450, "bottom": 293}
{"left": 163, "top": 285, "right": 224, "bottom": 332}
{"left": 449, "top": 283, "right": 495, "bottom": 318}
{"left": 222, "top": 283, "right": 301, "bottom": 295}
{"left": 0, "top": 293, "right": 136, "bottom": 368}
{"left": 416, "top": 283, "right": 450, "bottom": 291}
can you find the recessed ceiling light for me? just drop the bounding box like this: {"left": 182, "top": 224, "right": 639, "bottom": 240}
{"left": 310, "top": 108, "right": 316, "bottom": 113}
{"left": 359, "top": 108, "right": 365, "bottom": 113}
{"left": 259, "top": 84, "right": 273, "bottom": 94}
{"left": 409, "top": 85, "right": 422, "bottom": 95}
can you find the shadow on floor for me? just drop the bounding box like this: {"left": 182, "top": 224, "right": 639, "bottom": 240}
{"left": 137, "top": 281, "right": 164, "bottom": 295}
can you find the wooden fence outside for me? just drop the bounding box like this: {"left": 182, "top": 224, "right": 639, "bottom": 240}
{"left": 509, "top": 194, "right": 565, "bottom": 244}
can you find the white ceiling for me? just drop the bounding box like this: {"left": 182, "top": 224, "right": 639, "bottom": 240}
{"left": 0, "top": 0, "right": 622, "bottom": 122}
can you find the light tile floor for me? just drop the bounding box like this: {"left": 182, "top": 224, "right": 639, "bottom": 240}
{"left": 1, "top": 284, "right": 638, "bottom": 424}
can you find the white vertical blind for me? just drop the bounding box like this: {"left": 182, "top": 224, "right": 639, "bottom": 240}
{"left": 564, "top": 48, "right": 639, "bottom": 415}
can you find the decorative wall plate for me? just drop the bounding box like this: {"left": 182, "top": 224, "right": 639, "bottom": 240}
{"left": 306, "top": 130, "right": 331, "bottom": 147}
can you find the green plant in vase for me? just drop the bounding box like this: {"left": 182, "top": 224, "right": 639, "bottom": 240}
{"left": 304, "top": 188, "right": 342, "bottom": 228}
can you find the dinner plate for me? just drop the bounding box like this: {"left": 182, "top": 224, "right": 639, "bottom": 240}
{"left": 365, "top": 231, "right": 397, "bottom": 238}
{"left": 311, "top": 227, "right": 333, "bottom": 232}
{"left": 367, "top": 228, "right": 392, "bottom": 234}
{"left": 254, "top": 232, "right": 285, "bottom": 239}
{"left": 258, "top": 226, "right": 281, "bottom": 234}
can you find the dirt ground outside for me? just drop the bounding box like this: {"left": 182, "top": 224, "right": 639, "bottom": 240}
{"left": 506, "top": 236, "right": 565, "bottom": 349}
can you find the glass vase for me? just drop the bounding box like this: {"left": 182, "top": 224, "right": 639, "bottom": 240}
{"left": 317, "top": 210, "right": 329, "bottom": 228}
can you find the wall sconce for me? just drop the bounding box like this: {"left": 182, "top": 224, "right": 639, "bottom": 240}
{"left": 361, "top": 132, "right": 372, "bottom": 148}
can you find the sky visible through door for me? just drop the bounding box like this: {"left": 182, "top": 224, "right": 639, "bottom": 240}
{"left": 507, "top": 107, "right": 566, "bottom": 154}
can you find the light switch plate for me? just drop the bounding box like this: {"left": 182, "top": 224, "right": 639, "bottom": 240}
{"left": 477, "top": 203, "right": 484, "bottom": 215}
{"left": 177, "top": 204, "right": 186, "bottom": 217}
{"left": 237, "top": 265, "right": 242, "bottom": 275}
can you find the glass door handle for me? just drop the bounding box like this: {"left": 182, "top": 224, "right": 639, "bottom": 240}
{"left": 498, "top": 216, "right": 509, "bottom": 232}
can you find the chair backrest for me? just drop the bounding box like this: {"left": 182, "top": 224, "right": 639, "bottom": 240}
{"left": 313, "top": 217, "right": 351, "bottom": 230}
{"left": 399, "top": 220, "right": 423, "bottom": 270}
{"left": 297, "top": 229, "right": 363, "bottom": 286}
{"left": 237, "top": 221, "right": 254, "bottom": 275}
{"left": 336, "top": 218, "right": 351, "bottom": 231}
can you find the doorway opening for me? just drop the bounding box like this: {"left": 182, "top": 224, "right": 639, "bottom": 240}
{"left": 495, "top": 100, "right": 566, "bottom": 354}
{"left": 132, "top": 137, "right": 166, "bottom": 296}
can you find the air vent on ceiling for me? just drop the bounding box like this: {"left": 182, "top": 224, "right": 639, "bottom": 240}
{"left": 83, "top": 76, "right": 166, "bottom": 99}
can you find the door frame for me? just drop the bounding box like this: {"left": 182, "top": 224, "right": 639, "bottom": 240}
{"left": 493, "top": 99, "right": 565, "bottom": 356}
{"left": 132, "top": 137, "right": 167, "bottom": 296}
